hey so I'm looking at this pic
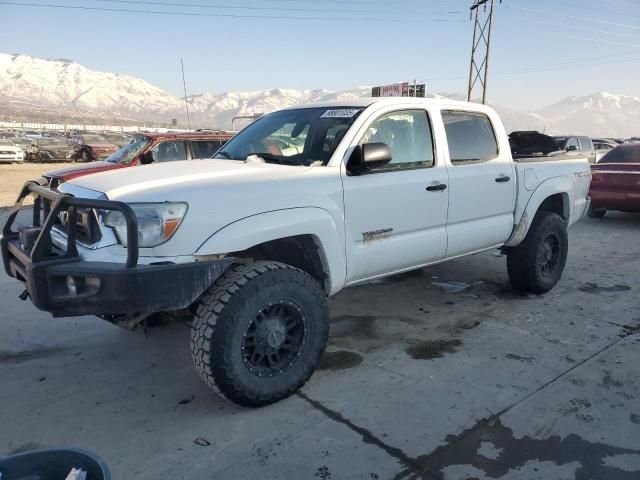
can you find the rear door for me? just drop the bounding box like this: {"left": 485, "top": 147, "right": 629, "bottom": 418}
{"left": 441, "top": 109, "right": 516, "bottom": 257}
{"left": 342, "top": 107, "right": 449, "bottom": 282}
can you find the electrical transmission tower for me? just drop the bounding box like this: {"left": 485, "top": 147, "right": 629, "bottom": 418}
{"left": 467, "top": 0, "right": 502, "bottom": 104}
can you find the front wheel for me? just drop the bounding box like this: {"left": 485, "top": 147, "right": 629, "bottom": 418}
{"left": 507, "top": 211, "right": 568, "bottom": 294}
{"left": 190, "top": 261, "right": 329, "bottom": 407}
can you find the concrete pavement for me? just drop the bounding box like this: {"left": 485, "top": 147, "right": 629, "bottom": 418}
{"left": 1, "top": 212, "right": 639, "bottom": 479}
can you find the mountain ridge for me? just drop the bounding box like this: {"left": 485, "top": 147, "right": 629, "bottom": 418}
{"left": 0, "top": 53, "right": 638, "bottom": 137}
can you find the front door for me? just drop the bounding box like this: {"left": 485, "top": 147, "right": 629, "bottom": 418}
{"left": 342, "top": 108, "right": 449, "bottom": 283}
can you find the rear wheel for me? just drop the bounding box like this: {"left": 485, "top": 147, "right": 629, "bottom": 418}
{"left": 190, "top": 261, "right": 329, "bottom": 407}
{"left": 81, "top": 150, "right": 91, "bottom": 162}
{"left": 588, "top": 206, "right": 607, "bottom": 218}
{"left": 507, "top": 211, "right": 568, "bottom": 294}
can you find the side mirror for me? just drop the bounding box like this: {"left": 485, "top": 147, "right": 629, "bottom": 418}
{"left": 347, "top": 143, "right": 392, "bottom": 174}
{"left": 139, "top": 151, "right": 154, "bottom": 165}
{"left": 566, "top": 145, "right": 578, "bottom": 152}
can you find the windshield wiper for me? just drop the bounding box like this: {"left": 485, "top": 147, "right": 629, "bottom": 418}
{"left": 246, "top": 152, "right": 300, "bottom": 166}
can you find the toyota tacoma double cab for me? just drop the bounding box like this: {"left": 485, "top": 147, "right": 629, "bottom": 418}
{"left": 2, "top": 98, "right": 591, "bottom": 407}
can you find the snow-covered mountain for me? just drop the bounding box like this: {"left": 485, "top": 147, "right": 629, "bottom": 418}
{"left": 0, "top": 53, "right": 638, "bottom": 137}
{"left": 0, "top": 53, "right": 184, "bottom": 119}
{"left": 537, "top": 92, "right": 640, "bottom": 138}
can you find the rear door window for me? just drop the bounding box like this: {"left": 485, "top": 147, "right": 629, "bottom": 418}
{"left": 442, "top": 111, "right": 498, "bottom": 164}
{"left": 191, "top": 140, "right": 227, "bottom": 159}
{"left": 151, "top": 141, "right": 188, "bottom": 162}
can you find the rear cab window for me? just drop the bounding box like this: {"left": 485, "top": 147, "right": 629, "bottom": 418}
{"left": 442, "top": 110, "right": 498, "bottom": 164}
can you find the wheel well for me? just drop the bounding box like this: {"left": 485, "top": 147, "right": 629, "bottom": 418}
{"left": 231, "top": 235, "right": 330, "bottom": 293}
{"left": 538, "top": 193, "right": 569, "bottom": 219}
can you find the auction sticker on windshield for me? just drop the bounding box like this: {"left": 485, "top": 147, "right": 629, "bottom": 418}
{"left": 320, "top": 109, "right": 360, "bottom": 118}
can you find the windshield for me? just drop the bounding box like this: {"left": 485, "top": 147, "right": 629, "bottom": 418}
{"left": 214, "top": 107, "right": 364, "bottom": 166}
{"left": 105, "top": 137, "right": 150, "bottom": 164}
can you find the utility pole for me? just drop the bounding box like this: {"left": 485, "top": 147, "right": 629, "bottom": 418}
{"left": 467, "top": 0, "right": 501, "bottom": 104}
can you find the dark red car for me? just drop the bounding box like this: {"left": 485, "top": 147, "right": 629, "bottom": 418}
{"left": 588, "top": 143, "right": 640, "bottom": 218}
{"left": 45, "top": 131, "right": 234, "bottom": 188}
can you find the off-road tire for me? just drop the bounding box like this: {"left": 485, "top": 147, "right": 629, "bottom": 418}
{"left": 588, "top": 206, "right": 606, "bottom": 218}
{"left": 507, "top": 211, "right": 568, "bottom": 294}
{"left": 81, "top": 150, "right": 91, "bottom": 162}
{"left": 190, "top": 261, "right": 329, "bottom": 407}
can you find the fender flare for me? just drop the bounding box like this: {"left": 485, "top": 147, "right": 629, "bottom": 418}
{"left": 195, "top": 208, "right": 347, "bottom": 295}
{"left": 505, "top": 177, "right": 572, "bottom": 247}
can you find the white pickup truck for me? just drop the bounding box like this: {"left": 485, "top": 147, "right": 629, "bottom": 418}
{"left": 2, "top": 98, "right": 591, "bottom": 406}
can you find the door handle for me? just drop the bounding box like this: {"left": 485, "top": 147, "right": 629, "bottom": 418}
{"left": 426, "top": 183, "right": 447, "bottom": 192}
{"left": 495, "top": 175, "right": 511, "bottom": 183}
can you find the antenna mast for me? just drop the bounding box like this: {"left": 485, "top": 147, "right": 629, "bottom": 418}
{"left": 180, "top": 58, "right": 191, "bottom": 132}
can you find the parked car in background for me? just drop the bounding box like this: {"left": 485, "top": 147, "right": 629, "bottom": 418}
{"left": 0, "top": 145, "right": 24, "bottom": 163}
{"left": 67, "top": 134, "right": 119, "bottom": 162}
{"left": 21, "top": 130, "right": 47, "bottom": 140}
{"left": 588, "top": 143, "right": 640, "bottom": 218}
{"left": 592, "top": 138, "right": 618, "bottom": 162}
{"left": 553, "top": 135, "right": 596, "bottom": 163}
{"left": 44, "top": 131, "right": 234, "bottom": 187}
{"left": 29, "top": 137, "right": 75, "bottom": 162}
{"left": 509, "top": 131, "right": 562, "bottom": 158}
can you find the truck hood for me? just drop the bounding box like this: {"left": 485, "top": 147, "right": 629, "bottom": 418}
{"left": 46, "top": 161, "right": 123, "bottom": 179}
{"left": 64, "top": 159, "right": 315, "bottom": 200}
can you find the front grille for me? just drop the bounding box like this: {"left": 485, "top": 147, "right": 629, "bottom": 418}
{"left": 55, "top": 208, "right": 103, "bottom": 245}
{"left": 0, "top": 151, "right": 16, "bottom": 155}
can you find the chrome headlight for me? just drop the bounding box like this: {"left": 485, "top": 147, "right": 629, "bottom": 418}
{"left": 103, "top": 202, "right": 188, "bottom": 248}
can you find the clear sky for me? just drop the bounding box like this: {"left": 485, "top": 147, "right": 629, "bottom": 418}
{"left": 1, "top": 0, "right": 639, "bottom": 110}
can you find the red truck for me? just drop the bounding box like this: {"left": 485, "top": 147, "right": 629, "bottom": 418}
{"left": 45, "top": 131, "right": 234, "bottom": 187}
{"left": 588, "top": 143, "right": 640, "bottom": 218}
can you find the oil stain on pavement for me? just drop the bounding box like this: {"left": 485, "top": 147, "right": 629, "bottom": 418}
{"left": 299, "top": 392, "right": 640, "bottom": 480}
{"left": 318, "top": 350, "right": 363, "bottom": 371}
{"left": 579, "top": 283, "right": 631, "bottom": 294}
{"left": 395, "top": 416, "right": 640, "bottom": 479}
{"left": 405, "top": 339, "right": 463, "bottom": 360}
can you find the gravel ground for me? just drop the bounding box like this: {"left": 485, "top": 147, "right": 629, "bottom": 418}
{"left": 0, "top": 163, "right": 75, "bottom": 207}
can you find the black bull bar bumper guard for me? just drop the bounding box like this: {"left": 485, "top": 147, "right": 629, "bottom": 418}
{"left": 1, "top": 181, "right": 231, "bottom": 317}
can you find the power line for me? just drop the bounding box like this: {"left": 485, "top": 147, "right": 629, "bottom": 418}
{"left": 96, "top": 0, "right": 463, "bottom": 16}
{"left": 541, "top": 30, "right": 640, "bottom": 49}
{"left": 0, "top": 1, "right": 463, "bottom": 22}
{"left": 509, "top": 0, "right": 640, "bottom": 17}
{"left": 505, "top": 4, "right": 640, "bottom": 31}
{"left": 426, "top": 51, "right": 640, "bottom": 82}
{"left": 527, "top": 19, "right": 640, "bottom": 40}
